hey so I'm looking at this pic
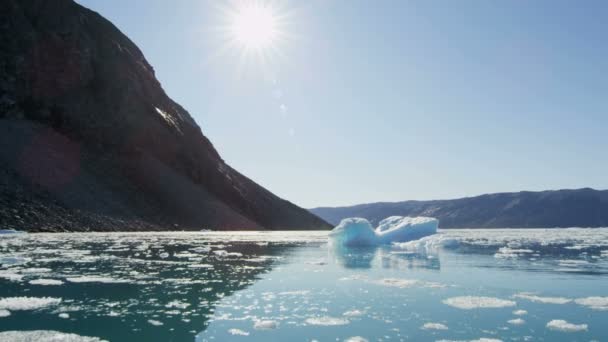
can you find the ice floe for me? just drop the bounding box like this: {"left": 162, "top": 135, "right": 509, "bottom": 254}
{"left": 29, "top": 279, "right": 64, "bottom": 286}
{"left": 0, "top": 330, "right": 106, "bottom": 342}
{"left": 344, "top": 337, "right": 368, "bottom": 342}
{"left": 66, "top": 276, "right": 129, "bottom": 284}
{"left": 421, "top": 322, "right": 448, "bottom": 330}
{"left": 574, "top": 296, "right": 608, "bottom": 310}
{"left": 507, "top": 318, "right": 525, "bottom": 325}
{"left": 329, "top": 216, "right": 438, "bottom": 247}
{"left": 442, "top": 296, "right": 516, "bottom": 310}
{"left": 253, "top": 320, "right": 278, "bottom": 330}
{"left": 512, "top": 309, "right": 527, "bottom": 315}
{"left": 228, "top": 328, "right": 249, "bottom": 336}
{"left": 546, "top": 319, "right": 588, "bottom": 332}
{"left": 343, "top": 309, "right": 365, "bottom": 317}
{"left": 513, "top": 292, "right": 571, "bottom": 304}
{"left": 305, "top": 316, "right": 350, "bottom": 326}
{"left": 147, "top": 319, "right": 164, "bottom": 326}
{"left": 0, "top": 309, "right": 10, "bottom": 317}
{"left": 0, "top": 296, "right": 61, "bottom": 311}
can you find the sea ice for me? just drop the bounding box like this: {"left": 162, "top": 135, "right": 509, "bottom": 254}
{"left": 253, "top": 320, "right": 278, "bottom": 330}
{"left": 421, "top": 322, "right": 448, "bottom": 330}
{"left": 507, "top": 318, "right": 525, "bottom": 325}
{"left": 344, "top": 337, "right": 369, "bottom": 342}
{"left": 513, "top": 292, "right": 571, "bottom": 304}
{"left": 574, "top": 296, "right": 608, "bottom": 310}
{"left": 0, "top": 297, "right": 61, "bottom": 311}
{"left": 227, "top": 328, "right": 249, "bottom": 336}
{"left": 329, "top": 216, "right": 438, "bottom": 247}
{"left": 546, "top": 319, "right": 588, "bottom": 332}
{"left": 442, "top": 296, "right": 516, "bottom": 310}
{"left": 29, "top": 279, "right": 64, "bottom": 286}
{"left": 305, "top": 316, "right": 350, "bottom": 326}
{"left": 0, "top": 330, "right": 106, "bottom": 342}
{"left": 0, "top": 309, "right": 10, "bottom": 317}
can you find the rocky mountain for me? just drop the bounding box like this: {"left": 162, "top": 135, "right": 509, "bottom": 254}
{"left": 310, "top": 188, "right": 608, "bottom": 228}
{"left": 0, "top": 0, "right": 330, "bottom": 232}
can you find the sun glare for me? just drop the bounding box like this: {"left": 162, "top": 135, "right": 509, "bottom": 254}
{"left": 230, "top": 3, "right": 278, "bottom": 50}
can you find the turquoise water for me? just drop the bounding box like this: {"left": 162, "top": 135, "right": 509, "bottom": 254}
{"left": 0, "top": 229, "right": 607, "bottom": 341}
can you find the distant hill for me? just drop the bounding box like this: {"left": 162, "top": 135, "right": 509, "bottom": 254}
{"left": 310, "top": 188, "right": 608, "bottom": 228}
{"left": 0, "top": 0, "right": 330, "bottom": 232}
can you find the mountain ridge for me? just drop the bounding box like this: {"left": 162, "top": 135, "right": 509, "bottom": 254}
{"left": 0, "top": 0, "right": 330, "bottom": 232}
{"left": 310, "top": 188, "right": 608, "bottom": 228}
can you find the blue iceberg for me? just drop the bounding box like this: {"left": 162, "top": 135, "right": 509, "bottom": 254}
{"left": 329, "top": 216, "right": 438, "bottom": 247}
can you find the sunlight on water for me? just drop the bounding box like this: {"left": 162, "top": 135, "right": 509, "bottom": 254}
{"left": 0, "top": 229, "right": 607, "bottom": 341}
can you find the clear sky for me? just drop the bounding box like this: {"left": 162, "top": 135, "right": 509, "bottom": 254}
{"left": 77, "top": 0, "right": 608, "bottom": 208}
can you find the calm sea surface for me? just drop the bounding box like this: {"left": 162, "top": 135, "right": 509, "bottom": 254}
{"left": 1, "top": 229, "right": 607, "bottom": 341}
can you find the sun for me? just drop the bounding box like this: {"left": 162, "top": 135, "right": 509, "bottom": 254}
{"left": 230, "top": 3, "right": 279, "bottom": 50}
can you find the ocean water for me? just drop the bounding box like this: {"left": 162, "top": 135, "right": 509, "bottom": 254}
{"left": 0, "top": 229, "right": 607, "bottom": 342}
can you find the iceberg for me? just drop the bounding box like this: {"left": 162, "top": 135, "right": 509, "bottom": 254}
{"left": 328, "top": 216, "right": 438, "bottom": 247}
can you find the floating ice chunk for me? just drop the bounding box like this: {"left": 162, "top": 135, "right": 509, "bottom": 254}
{"left": 0, "top": 297, "right": 61, "bottom": 311}
{"left": 0, "top": 309, "right": 10, "bottom": 317}
{"left": 343, "top": 309, "right": 365, "bottom": 317}
{"left": 470, "top": 339, "right": 503, "bottom": 342}
{"left": 228, "top": 328, "right": 249, "bottom": 336}
{"left": 0, "top": 271, "right": 23, "bottom": 282}
{"left": 253, "top": 320, "right": 278, "bottom": 330}
{"left": 305, "top": 316, "right": 350, "bottom": 326}
{"left": 507, "top": 318, "right": 525, "bottom": 325}
{"left": 66, "top": 276, "right": 128, "bottom": 284}
{"left": 329, "top": 216, "right": 438, "bottom": 247}
{"left": 513, "top": 293, "right": 571, "bottom": 304}
{"left": 0, "top": 330, "right": 106, "bottom": 342}
{"left": 546, "top": 319, "right": 588, "bottom": 332}
{"left": 148, "top": 319, "right": 164, "bottom": 326}
{"left": 574, "top": 296, "right": 608, "bottom": 310}
{"left": 421, "top": 322, "right": 448, "bottom": 330}
{"left": 375, "top": 216, "right": 438, "bottom": 244}
{"left": 165, "top": 300, "right": 190, "bottom": 309}
{"left": 512, "top": 309, "right": 527, "bottom": 316}
{"left": 344, "top": 337, "right": 368, "bottom": 342}
{"left": 59, "top": 313, "right": 70, "bottom": 319}
{"left": 328, "top": 218, "right": 377, "bottom": 247}
{"left": 442, "top": 296, "right": 516, "bottom": 310}
{"left": 372, "top": 278, "right": 419, "bottom": 288}
{"left": 494, "top": 247, "right": 534, "bottom": 259}
{"left": 29, "top": 279, "right": 64, "bottom": 286}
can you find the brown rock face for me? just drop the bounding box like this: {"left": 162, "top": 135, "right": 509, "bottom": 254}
{"left": 0, "top": 0, "right": 331, "bottom": 231}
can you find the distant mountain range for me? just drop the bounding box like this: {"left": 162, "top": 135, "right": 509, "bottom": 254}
{"left": 310, "top": 188, "right": 608, "bottom": 228}
{"left": 0, "top": 0, "right": 330, "bottom": 232}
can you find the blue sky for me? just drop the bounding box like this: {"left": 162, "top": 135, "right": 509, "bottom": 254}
{"left": 77, "top": 0, "right": 608, "bottom": 208}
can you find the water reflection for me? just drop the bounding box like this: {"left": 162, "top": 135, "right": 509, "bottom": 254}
{"left": 330, "top": 245, "right": 377, "bottom": 268}
{"left": 329, "top": 243, "right": 441, "bottom": 270}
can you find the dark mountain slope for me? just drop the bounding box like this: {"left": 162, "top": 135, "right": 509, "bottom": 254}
{"left": 310, "top": 188, "right": 608, "bottom": 228}
{"left": 0, "top": 0, "right": 330, "bottom": 231}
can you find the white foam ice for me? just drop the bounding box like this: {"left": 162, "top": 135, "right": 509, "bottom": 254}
{"left": 494, "top": 247, "right": 534, "bottom": 258}
{"left": 421, "top": 322, "right": 448, "bottom": 330}
{"left": 228, "top": 328, "right": 249, "bottom": 336}
{"left": 507, "top": 318, "right": 525, "bottom": 325}
{"left": 512, "top": 309, "right": 527, "bottom": 316}
{"left": 59, "top": 313, "right": 70, "bottom": 319}
{"left": 305, "top": 316, "right": 350, "bottom": 326}
{"left": 0, "top": 297, "right": 61, "bottom": 311}
{"left": 29, "top": 279, "right": 64, "bottom": 286}
{"left": 372, "top": 278, "right": 419, "bottom": 288}
{"left": 344, "top": 337, "right": 368, "bottom": 342}
{"left": 574, "top": 296, "right": 608, "bottom": 310}
{"left": 66, "top": 276, "right": 129, "bottom": 284}
{"left": 513, "top": 292, "right": 571, "bottom": 304}
{"left": 0, "top": 330, "right": 106, "bottom": 342}
{"left": 546, "top": 319, "right": 588, "bottom": 332}
{"left": 442, "top": 296, "right": 516, "bottom": 310}
{"left": 147, "top": 319, "right": 163, "bottom": 326}
{"left": 329, "top": 216, "right": 438, "bottom": 247}
{"left": 343, "top": 309, "right": 365, "bottom": 317}
{"left": 253, "top": 320, "right": 278, "bottom": 330}
{"left": 0, "top": 270, "right": 23, "bottom": 282}
{"left": 165, "top": 300, "right": 190, "bottom": 309}
{"left": 0, "top": 309, "right": 10, "bottom": 317}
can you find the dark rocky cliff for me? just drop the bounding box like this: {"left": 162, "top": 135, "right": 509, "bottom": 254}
{"left": 0, "top": 0, "right": 331, "bottom": 232}
{"left": 311, "top": 188, "right": 608, "bottom": 228}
